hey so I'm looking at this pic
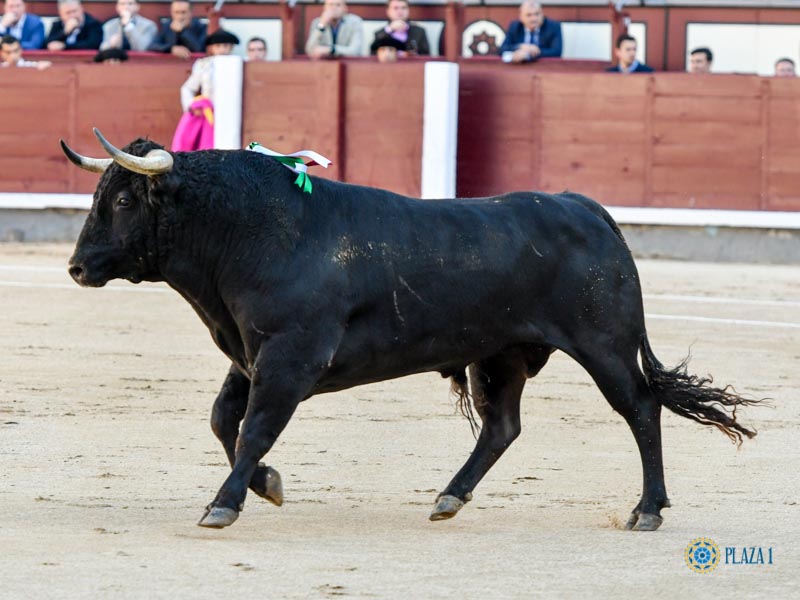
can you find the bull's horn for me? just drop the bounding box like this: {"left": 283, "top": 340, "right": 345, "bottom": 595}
{"left": 60, "top": 139, "right": 113, "bottom": 173}
{"left": 93, "top": 128, "right": 173, "bottom": 175}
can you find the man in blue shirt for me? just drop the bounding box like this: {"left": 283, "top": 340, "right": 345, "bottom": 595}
{"left": 0, "top": 0, "right": 44, "bottom": 49}
{"left": 499, "top": 0, "right": 562, "bottom": 64}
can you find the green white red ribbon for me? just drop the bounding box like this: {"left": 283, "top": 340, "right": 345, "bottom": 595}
{"left": 246, "top": 142, "right": 332, "bottom": 194}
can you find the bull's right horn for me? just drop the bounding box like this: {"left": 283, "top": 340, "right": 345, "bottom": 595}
{"left": 93, "top": 128, "right": 173, "bottom": 176}
{"left": 60, "top": 139, "right": 112, "bottom": 173}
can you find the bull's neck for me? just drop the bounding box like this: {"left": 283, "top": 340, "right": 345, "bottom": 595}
{"left": 160, "top": 222, "right": 231, "bottom": 303}
{"left": 154, "top": 188, "right": 303, "bottom": 312}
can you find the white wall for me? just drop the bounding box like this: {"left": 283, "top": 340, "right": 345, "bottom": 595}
{"left": 686, "top": 23, "right": 800, "bottom": 75}
{"left": 219, "top": 18, "right": 283, "bottom": 61}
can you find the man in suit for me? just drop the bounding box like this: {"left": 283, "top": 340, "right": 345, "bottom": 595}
{"left": 499, "top": 0, "right": 561, "bottom": 64}
{"left": 370, "top": 0, "right": 429, "bottom": 57}
{"left": 100, "top": 0, "right": 157, "bottom": 52}
{"left": 606, "top": 33, "right": 653, "bottom": 73}
{"left": 305, "top": 0, "right": 364, "bottom": 59}
{"left": 45, "top": 0, "right": 103, "bottom": 51}
{"left": 148, "top": 0, "right": 206, "bottom": 59}
{"left": 0, "top": 0, "right": 44, "bottom": 49}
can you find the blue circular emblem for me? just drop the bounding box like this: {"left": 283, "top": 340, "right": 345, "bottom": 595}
{"left": 685, "top": 537, "right": 721, "bottom": 573}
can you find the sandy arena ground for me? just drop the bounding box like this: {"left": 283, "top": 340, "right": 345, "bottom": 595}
{"left": 0, "top": 243, "right": 798, "bottom": 599}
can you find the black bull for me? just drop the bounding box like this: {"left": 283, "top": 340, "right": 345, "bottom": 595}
{"left": 62, "top": 130, "right": 759, "bottom": 530}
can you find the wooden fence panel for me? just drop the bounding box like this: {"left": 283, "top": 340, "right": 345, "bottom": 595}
{"left": 0, "top": 68, "right": 74, "bottom": 192}
{"left": 766, "top": 79, "right": 800, "bottom": 211}
{"left": 243, "top": 61, "right": 343, "bottom": 181}
{"left": 343, "top": 62, "right": 425, "bottom": 197}
{"left": 650, "top": 74, "right": 765, "bottom": 209}
{"left": 457, "top": 64, "right": 538, "bottom": 197}
{"left": 538, "top": 74, "right": 648, "bottom": 205}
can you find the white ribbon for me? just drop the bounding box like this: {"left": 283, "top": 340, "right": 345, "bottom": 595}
{"left": 246, "top": 142, "right": 332, "bottom": 175}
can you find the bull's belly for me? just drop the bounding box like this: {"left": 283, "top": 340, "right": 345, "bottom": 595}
{"left": 311, "top": 319, "right": 546, "bottom": 395}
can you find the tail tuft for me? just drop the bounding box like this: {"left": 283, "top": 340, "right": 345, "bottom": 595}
{"left": 640, "top": 337, "right": 762, "bottom": 445}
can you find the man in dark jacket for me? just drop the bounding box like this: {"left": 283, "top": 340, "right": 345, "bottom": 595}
{"left": 45, "top": 0, "right": 102, "bottom": 51}
{"left": 370, "top": 0, "right": 429, "bottom": 56}
{"left": 148, "top": 0, "right": 206, "bottom": 59}
{"left": 605, "top": 33, "right": 654, "bottom": 73}
{"left": 499, "top": 0, "right": 561, "bottom": 63}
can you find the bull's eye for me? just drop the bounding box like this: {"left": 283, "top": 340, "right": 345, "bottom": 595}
{"left": 116, "top": 195, "right": 132, "bottom": 209}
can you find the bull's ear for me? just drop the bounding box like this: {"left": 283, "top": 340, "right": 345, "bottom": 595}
{"left": 146, "top": 172, "right": 180, "bottom": 205}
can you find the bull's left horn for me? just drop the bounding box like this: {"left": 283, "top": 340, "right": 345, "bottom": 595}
{"left": 93, "top": 128, "right": 173, "bottom": 175}
{"left": 60, "top": 140, "right": 113, "bottom": 173}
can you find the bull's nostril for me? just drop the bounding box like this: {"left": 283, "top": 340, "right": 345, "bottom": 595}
{"left": 68, "top": 265, "right": 84, "bottom": 282}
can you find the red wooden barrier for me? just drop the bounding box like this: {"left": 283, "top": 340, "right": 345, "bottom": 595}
{"left": 458, "top": 67, "right": 800, "bottom": 211}
{"left": 2, "top": 59, "right": 799, "bottom": 212}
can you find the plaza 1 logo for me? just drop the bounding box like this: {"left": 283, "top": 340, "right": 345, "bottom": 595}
{"left": 685, "top": 538, "right": 721, "bottom": 573}
{"left": 685, "top": 538, "right": 774, "bottom": 573}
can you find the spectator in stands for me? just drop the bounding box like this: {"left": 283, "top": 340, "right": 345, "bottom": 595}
{"left": 605, "top": 33, "right": 653, "bottom": 73}
{"left": 94, "top": 47, "right": 128, "bottom": 63}
{"left": 45, "top": 0, "right": 103, "bottom": 51}
{"left": 0, "top": 0, "right": 44, "bottom": 50}
{"left": 774, "top": 57, "right": 796, "bottom": 77}
{"left": 373, "top": 35, "right": 404, "bottom": 63}
{"left": 370, "top": 0, "right": 429, "bottom": 57}
{"left": 148, "top": 0, "right": 206, "bottom": 59}
{"left": 305, "top": 0, "right": 364, "bottom": 59}
{"left": 689, "top": 47, "right": 712, "bottom": 74}
{"left": 1, "top": 33, "right": 50, "bottom": 68}
{"left": 499, "top": 0, "right": 561, "bottom": 64}
{"left": 100, "top": 0, "right": 156, "bottom": 52}
{"left": 246, "top": 36, "right": 267, "bottom": 62}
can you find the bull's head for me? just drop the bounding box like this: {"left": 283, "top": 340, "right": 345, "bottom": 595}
{"left": 63, "top": 129, "right": 173, "bottom": 287}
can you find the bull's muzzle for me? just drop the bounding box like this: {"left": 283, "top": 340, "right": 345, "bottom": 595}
{"left": 67, "top": 250, "right": 118, "bottom": 288}
{"left": 68, "top": 263, "right": 87, "bottom": 285}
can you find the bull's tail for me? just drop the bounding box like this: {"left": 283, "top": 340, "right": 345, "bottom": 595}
{"left": 640, "top": 336, "right": 761, "bottom": 445}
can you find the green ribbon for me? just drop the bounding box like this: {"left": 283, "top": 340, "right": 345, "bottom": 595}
{"left": 294, "top": 172, "right": 313, "bottom": 194}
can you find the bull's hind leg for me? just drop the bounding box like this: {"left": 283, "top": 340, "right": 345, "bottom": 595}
{"left": 430, "top": 347, "right": 551, "bottom": 521}
{"left": 575, "top": 348, "right": 670, "bottom": 531}
{"left": 210, "top": 364, "right": 283, "bottom": 506}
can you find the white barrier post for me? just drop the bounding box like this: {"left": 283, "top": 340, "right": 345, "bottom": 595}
{"left": 421, "top": 61, "right": 459, "bottom": 199}
{"left": 212, "top": 54, "right": 244, "bottom": 150}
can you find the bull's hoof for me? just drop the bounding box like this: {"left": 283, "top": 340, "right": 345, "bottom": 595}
{"left": 625, "top": 512, "right": 663, "bottom": 532}
{"left": 198, "top": 506, "right": 239, "bottom": 528}
{"left": 252, "top": 464, "right": 284, "bottom": 507}
{"left": 429, "top": 493, "right": 472, "bottom": 521}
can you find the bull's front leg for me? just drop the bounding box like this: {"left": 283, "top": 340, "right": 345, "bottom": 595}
{"left": 199, "top": 331, "right": 339, "bottom": 528}
{"left": 210, "top": 364, "right": 283, "bottom": 506}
